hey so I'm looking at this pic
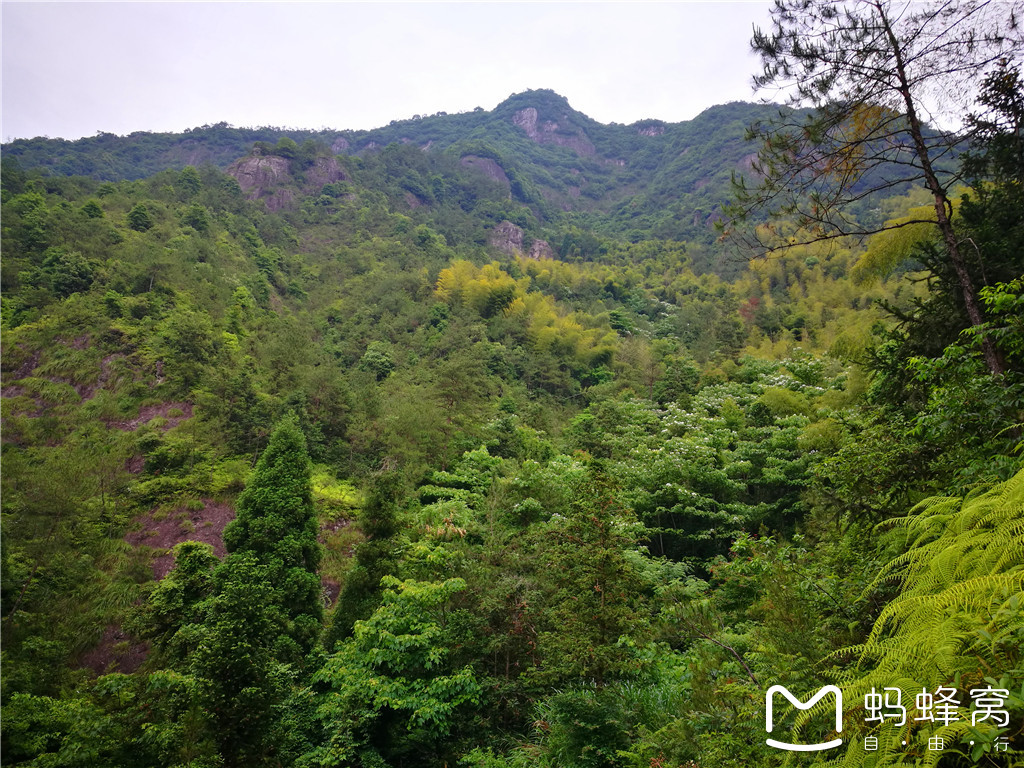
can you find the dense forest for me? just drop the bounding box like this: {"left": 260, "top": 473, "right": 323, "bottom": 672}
{"left": 2, "top": 92, "right": 797, "bottom": 251}
{"left": 2, "top": 2, "right": 1023, "bottom": 766}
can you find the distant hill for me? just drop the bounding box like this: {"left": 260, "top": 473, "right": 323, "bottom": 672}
{"left": 3, "top": 91, "right": 792, "bottom": 244}
{"left": 5, "top": 89, "right": 949, "bottom": 247}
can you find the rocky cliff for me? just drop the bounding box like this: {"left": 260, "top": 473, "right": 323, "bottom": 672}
{"left": 227, "top": 152, "right": 347, "bottom": 211}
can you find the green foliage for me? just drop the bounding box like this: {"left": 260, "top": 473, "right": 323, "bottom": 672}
{"left": 189, "top": 552, "right": 292, "bottom": 766}
{"left": 28, "top": 246, "right": 95, "bottom": 298}
{"left": 81, "top": 199, "right": 104, "bottom": 219}
{"left": 223, "top": 415, "right": 323, "bottom": 657}
{"left": 325, "top": 473, "right": 403, "bottom": 649}
{"left": 2, "top": 64, "right": 1022, "bottom": 768}
{"left": 313, "top": 576, "right": 482, "bottom": 766}
{"left": 177, "top": 165, "right": 203, "bottom": 199}
{"left": 127, "top": 203, "right": 153, "bottom": 232}
{"left": 358, "top": 340, "right": 395, "bottom": 381}
{"left": 530, "top": 470, "right": 649, "bottom": 687}
{"left": 275, "top": 136, "right": 299, "bottom": 160}
{"left": 182, "top": 202, "right": 210, "bottom": 233}
{"left": 569, "top": 360, "right": 824, "bottom": 564}
{"left": 830, "top": 471, "right": 1024, "bottom": 766}
{"left": 133, "top": 541, "right": 218, "bottom": 662}
{"left": 538, "top": 687, "right": 633, "bottom": 768}
{"left": 979, "top": 278, "right": 1024, "bottom": 364}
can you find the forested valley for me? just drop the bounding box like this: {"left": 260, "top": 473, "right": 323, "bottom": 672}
{"left": 2, "top": 4, "right": 1023, "bottom": 766}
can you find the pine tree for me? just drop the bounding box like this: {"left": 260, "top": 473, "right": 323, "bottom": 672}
{"left": 223, "top": 414, "right": 323, "bottom": 659}
{"left": 732, "top": 0, "right": 1021, "bottom": 375}
{"left": 134, "top": 419, "right": 322, "bottom": 766}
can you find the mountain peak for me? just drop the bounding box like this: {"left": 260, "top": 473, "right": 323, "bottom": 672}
{"left": 494, "top": 89, "right": 577, "bottom": 118}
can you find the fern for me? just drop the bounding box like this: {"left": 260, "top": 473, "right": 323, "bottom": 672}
{"left": 819, "top": 470, "right": 1024, "bottom": 766}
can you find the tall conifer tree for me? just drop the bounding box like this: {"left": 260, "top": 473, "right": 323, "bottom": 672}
{"left": 223, "top": 414, "right": 323, "bottom": 659}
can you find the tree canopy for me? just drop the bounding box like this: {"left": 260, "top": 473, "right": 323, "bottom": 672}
{"left": 730, "top": 0, "right": 1023, "bottom": 374}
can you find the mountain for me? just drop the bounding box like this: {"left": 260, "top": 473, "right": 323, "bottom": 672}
{"left": 3, "top": 71, "right": 1021, "bottom": 768}
{"left": 2, "top": 91, "right": 784, "bottom": 245}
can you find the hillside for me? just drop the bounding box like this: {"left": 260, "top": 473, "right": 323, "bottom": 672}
{"left": 3, "top": 92, "right": 797, "bottom": 246}
{"left": 2, "top": 71, "right": 1022, "bottom": 768}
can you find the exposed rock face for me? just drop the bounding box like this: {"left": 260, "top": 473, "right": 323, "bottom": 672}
{"left": 489, "top": 221, "right": 554, "bottom": 259}
{"left": 512, "top": 107, "right": 596, "bottom": 156}
{"left": 489, "top": 220, "right": 525, "bottom": 255}
{"left": 331, "top": 136, "right": 351, "bottom": 153}
{"left": 230, "top": 154, "right": 290, "bottom": 191}
{"left": 529, "top": 239, "right": 554, "bottom": 260}
{"left": 460, "top": 155, "right": 511, "bottom": 192}
{"left": 227, "top": 155, "right": 293, "bottom": 210}
{"left": 636, "top": 123, "right": 666, "bottom": 137}
{"left": 513, "top": 107, "right": 541, "bottom": 137}
{"left": 305, "top": 156, "right": 347, "bottom": 189}
{"left": 227, "top": 153, "right": 347, "bottom": 211}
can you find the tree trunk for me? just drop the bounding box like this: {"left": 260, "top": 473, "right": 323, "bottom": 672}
{"left": 875, "top": 0, "right": 1005, "bottom": 376}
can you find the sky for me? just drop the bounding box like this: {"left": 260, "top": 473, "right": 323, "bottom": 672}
{"left": 1, "top": 1, "right": 774, "bottom": 142}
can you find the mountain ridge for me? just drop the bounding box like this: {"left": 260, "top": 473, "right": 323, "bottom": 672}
{"left": 3, "top": 89, "right": 937, "bottom": 248}
{"left": 2, "top": 90, "right": 780, "bottom": 244}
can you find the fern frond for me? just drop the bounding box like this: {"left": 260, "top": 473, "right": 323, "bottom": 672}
{"left": 828, "top": 469, "right": 1024, "bottom": 767}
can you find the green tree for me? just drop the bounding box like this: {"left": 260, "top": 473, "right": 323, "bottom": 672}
{"left": 80, "top": 199, "right": 104, "bottom": 219}
{"left": 181, "top": 202, "right": 210, "bottom": 233}
{"left": 852, "top": 64, "right": 1024, "bottom": 491}
{"left": 958, "top": 60, "right": 1024, "bottom": 372}
{"left": 532, "top": 469, "right": 648, "bottom": 687}
{"left": 127, "top": 203, "right": 153, "bottom": 232}
{"left": 324, "top": 473, "right": 403, "bottom": 649}
{"left": 32, "top": 247, "right": 94, "bottom": 298}
{"left": 5, "top": 191, "right": 49, "bottom": 253}
{"left": 189, "top": 553, "right": 291, "bottom": 767}
{"left": 154, "top": 304, "right": 216, "bottom": 392}
{"left": 313, "top": 576, "right": 482, "bottom": 766}
{"left": 199, "top": 359, "right": 276, "bottom": 455}
{"left": 132, "top": 541, "right": 218, "bottom": 664}
{"left": 274, "top": 136, "right": 299, "bottom": 160}
{"left": 223, "top": 415, "right": 323, "bottom": 659}
{"left": 870, "top": 62, "right": 1024, "bottom": 392}
{"left": 131, "top": 422, "right": 322, "bottom": 766}
{"left": 177, "top": 165, "right": 202, "bottom": 198}
{"left": 358, "top": 340, "right": 395, "bottom": 381}
{"left": 733, "top": 0, "right": 1021, "bottom": 375}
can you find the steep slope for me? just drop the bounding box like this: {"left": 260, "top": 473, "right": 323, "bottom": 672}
{"left": 2, "top": 91, "right": 786, "bottom": 243}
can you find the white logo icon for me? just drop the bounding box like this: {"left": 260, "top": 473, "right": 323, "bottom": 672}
{"left": 765, "top": 685, "right": 844, "bottom": 751}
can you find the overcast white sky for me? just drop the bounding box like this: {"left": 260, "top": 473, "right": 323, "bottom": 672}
{"left": 2, "top": 1, "right": 773, "bottom": 142}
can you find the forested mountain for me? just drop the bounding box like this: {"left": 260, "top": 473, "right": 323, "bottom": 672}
{"left": 2, "top": 27, "right": 1023, "bottom": 768}
{"left": 2, "top": 92, "right": 805, "bottom": 247}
